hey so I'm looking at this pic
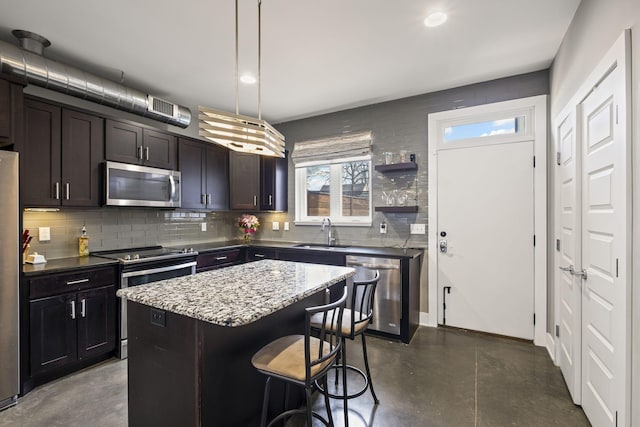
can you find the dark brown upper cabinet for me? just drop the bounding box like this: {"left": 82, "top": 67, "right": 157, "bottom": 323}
{"left": 105, "top": 119, "right": 176, "bottom": 170}
{"left": 178, "top": 138, "right": 229, "bottom": 210}
{"left": 23, "top": 99, "right": 104, "bottom": 207}
{"left": 0, "top": 74, "right": 26, "bottom": 150}
{"left": 260, "top": 152, "right": 288, "bottom": 211}
{"left": 229, "top": 151, "right": 260, "bottom": 210}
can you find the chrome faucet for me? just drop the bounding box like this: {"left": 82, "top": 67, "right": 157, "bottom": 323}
{"left": 321, "top": 217, "right": 336, "bottom": 246}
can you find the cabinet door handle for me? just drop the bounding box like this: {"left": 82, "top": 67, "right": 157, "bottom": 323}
{"left": 207, "top": 194, "right": 211, "bottom": 205}
{"left": 66, "top": 278, "right": 89, "bottom": 285}
{"left": 268, "top": 195, "right": 273, "bottom": 206}
{"left": 70, "top": 300, "right": 76, "bottom": 320}
{"left": 253, "top": 195, "right": 257, "bottom": 206}
{"left": 215, "top": 256, "right": 228, "bottom": 260}
{"left": 254, "top": 253, "right": 265, "bottom": 258}
{"left": 145, "top": 147, "right": 150, "bottom": 161}
{"left": 81, "top": 299, "right": 86, "bottom": 318}
{"left": 138, "top": 146, "right": 143, "bottom": 160}
{"left": 65, "top": 183, "right": 70, "bottom": 200}
{"left": 201, "top": 194, "right": 206, "bottom": 204}
{"left": 55, "top": 182, "right": 60, "bottom": 200}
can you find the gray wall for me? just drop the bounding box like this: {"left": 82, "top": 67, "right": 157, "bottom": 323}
{"left": 261, "top": 70, "right": 550, "bottom": 250}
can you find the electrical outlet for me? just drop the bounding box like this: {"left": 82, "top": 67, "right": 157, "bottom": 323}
{"left": 410, "top": 223, "right": 426, "bottom": 234}
{"left": 272, "top": 221, "right": 280, "bottom": 231}
{"left": 284, "top": 222, "right": 290, "bottom": 231}
{"left": 39, "top": 227, "right": 51, "bottom": 241}
{"left": 201, "top": 222, "right": 207, "bottom": 232}
{"left": 380, "top": 222, "right": 387, "bottom": 234}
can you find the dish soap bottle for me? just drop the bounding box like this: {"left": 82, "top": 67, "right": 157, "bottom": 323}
{"left": 79, "top": 225, "right": 89, "bottom": 257}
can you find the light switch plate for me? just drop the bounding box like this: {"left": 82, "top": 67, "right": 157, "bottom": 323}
{"left": 39, "top": 227, "right": 51, "bottom": 241}
{"left": 272, "top": 221, "right": 280, "bottom": 231}
{"left": 284, "top": 222, "right": 290, "bottom": 231}
{"left": 410, "top": 223, "right": 426, "bottom": 234}
{"left": 201, "top": 223, "right": 207, "bottom": 232}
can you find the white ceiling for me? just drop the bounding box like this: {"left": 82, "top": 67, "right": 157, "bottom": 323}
{"left": 0, "top": 0, "right": 580, "bottom": 125}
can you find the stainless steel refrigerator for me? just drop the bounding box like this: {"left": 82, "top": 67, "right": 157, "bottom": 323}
{"left": 0, "top": 151, "right": 19, "bottom": 410}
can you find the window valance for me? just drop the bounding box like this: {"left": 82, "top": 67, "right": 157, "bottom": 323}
{"left": 291, "top": 131, "right": 372, "bottom": 164}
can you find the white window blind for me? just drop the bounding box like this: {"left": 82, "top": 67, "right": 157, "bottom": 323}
{"left": 291, "top": 131, "right": 372, "bottom": 165}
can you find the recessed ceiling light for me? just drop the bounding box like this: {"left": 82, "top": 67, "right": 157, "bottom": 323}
{"left": 424, "top": 12, "right": 447, "bottom": 27}
{"left": 240, "top": 74, "right": 256, "bottom": 84}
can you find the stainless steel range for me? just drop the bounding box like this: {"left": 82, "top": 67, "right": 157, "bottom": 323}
{"left": 93, "top": 246, "right": 198, "bottom": 359}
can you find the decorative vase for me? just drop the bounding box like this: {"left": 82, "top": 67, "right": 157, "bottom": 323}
{"left": 243, "top": 232, "right": 252, "bottom": 243}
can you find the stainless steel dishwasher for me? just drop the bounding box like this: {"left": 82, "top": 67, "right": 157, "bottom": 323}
{"left": 346, "top": 255, "right": 401, "bottom": 335}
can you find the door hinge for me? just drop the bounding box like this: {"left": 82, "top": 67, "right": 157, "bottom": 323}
{"left": 533, "top": 235, "right": 536, "bottom": 246}
{"left": 616, "top": 105, "right": 619, "bottom": 125}
{"left": 556, "top": 152, "right": 561, "bottom": 165}
{"left": 615, "top": 410, "right": 618, "bottom": 426}
{"left": 616, "top": 258, "right": 619, "bottom": 278}
{"left": 556, "top": 239, "right": 560, "bottom": 251}
{"left": 533, "top": 313, "right": 536, "bottom": 325}
{"left": 533, "top": 156, "right": 536, "bottom": 168}
{"left": 555, "top": 325, "right": 560, "bottom": 337}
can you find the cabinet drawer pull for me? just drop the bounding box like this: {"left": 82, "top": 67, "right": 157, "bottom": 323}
{"left": 81, "top": 299, "right": 86, "bottom": 318}
{"left": 215, "top": 256, "right": 228, "bottom": 261}
{"left": 254, "top": 254, "right": 265, "bottom": 258}
{"left": 138, "top": 146, "right": 143, "bottom": 160}
{"left": 145, "top": 147, "right": 150, "bottom": 161}
{"left": 70, "top": 300, "right": 76, "bottom": 320}
{"left": 55, "top": 182, "right": 60, "bottom": 200}
{"left": 65, "top": 183, "right": 70, "bottom": 200}
{"left": 66, "top": 278, "right": 89, "bottom": 285}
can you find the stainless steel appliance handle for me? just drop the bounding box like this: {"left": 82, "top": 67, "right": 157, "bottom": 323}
{"left": 70, "top": 300, "right": 76, "bottom": 320}
{"left": 121, "top": 261, "right": 197, "bottom": 279}
{"left": 169, "top": 175, "right": 176, "bottom": 201}
{"left": 66, "top": 278, "right": 89, "bottom": 285}
{"left": 81, "top": 299, "right": 86, "bottom": 318}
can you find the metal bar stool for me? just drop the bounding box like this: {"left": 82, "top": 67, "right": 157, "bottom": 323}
{"left": 311, "top": 271, "right": 380, "bottom": 425}
{"left": 251, "top": 286, "right": 348, "bottom": 427}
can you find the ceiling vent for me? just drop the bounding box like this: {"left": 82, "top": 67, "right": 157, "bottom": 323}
{"left": 0, "top": 30, "right": 191, "bottom": 128}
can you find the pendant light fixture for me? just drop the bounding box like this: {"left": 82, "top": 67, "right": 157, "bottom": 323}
{"left": 199, "top": 0, "right": 285, "bottom": 158}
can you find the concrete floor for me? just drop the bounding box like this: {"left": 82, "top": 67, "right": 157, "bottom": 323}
{"left": 0, "top": 327, "right": 590, "bottom": 427}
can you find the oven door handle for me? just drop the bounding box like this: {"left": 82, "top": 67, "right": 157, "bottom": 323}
{"left": 121, "top": 261, "right": 197, "bottom": 279}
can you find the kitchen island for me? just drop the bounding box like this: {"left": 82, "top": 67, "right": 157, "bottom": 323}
{"left": 117, "top": 259, "right": 355, "bottom": 427}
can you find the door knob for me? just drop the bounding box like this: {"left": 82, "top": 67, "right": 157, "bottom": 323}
{"left": 439, "top": 239, "right": 447, "bottom": 253}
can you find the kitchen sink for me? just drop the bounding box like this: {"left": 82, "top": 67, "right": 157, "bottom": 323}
{"left": 293, "top": 244, "right": 351, "bottom": 250}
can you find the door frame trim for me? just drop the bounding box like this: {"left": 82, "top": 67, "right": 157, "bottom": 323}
{"left": 426, "top": 95, "right": 548, "bottom": 347}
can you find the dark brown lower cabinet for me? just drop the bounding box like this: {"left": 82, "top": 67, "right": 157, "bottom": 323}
{"left": 29, "top": 285, "right": 116, "bottom": 376}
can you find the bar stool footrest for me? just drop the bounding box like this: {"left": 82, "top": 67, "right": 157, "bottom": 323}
{"left": 316, "top": 364, "right": 370, "bottom": 400}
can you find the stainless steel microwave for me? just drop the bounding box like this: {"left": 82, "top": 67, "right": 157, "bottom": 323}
{"left": 104, "top": 161, "right": 181, "bottom": 208}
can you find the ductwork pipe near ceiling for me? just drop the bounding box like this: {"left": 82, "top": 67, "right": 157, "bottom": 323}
{"left": 0, "top": 30, "right": 191, "bottom": 128}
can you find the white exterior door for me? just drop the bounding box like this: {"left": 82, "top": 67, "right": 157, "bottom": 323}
{"left": 579, "top": 63, "right": 628, "bottom": 427}
{"left": 556, "top": 109, "right": 582, "bottom": 404}
{"left": 437, "top": 140, "right": 535, "bottom": 339}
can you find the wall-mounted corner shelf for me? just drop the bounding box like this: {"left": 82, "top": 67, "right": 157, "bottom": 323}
{"left": 374, "top": 161, "right": 418, "bottom": 173}
{"left": 374, "top": 206, "right": 419, "bottom": 213}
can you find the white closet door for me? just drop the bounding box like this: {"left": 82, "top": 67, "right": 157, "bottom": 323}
{"left": 579, "top": 63, "right": 629, "bottom": 427}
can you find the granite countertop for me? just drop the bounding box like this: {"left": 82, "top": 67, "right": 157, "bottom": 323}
{"left": 117, "top": 259, "right": 355, "bottom": 327}
{"left": 23, "top": 256, "right": 119, "bottom": 276}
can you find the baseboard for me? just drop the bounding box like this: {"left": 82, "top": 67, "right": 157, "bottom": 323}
{"left": 419, "top": 311, "right": 436, "bottom": 327}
